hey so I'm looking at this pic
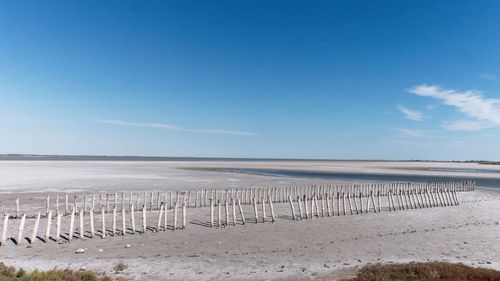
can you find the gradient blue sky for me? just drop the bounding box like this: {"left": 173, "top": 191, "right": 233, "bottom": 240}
{"left": 1, "top": 1, "right": 500, "bottom": 160}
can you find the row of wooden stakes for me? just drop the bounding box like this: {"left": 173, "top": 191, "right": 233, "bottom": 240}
{"left": 1, "top": 202, "right": 187, "bottom": 247}
{"left": 287, "top": 188, "right": 460, "bottom": 220}
{"left": 9, "top": 180, "right": 475, "bottom": 219}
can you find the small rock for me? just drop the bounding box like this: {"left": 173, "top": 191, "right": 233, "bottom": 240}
{"left": 80, "top": 266, "right": 87, "bottom": 271}
{"left": 98, "top": 249, "right": 104, "bottom": 252}
{"left": 75, "top": 248, "right": 86, "bottom": 254}
{"left": 26, "top": 245, "right": 32, "bottom": 248}
{"left": 124, "top": 244, "right": 131, "bottom": 248}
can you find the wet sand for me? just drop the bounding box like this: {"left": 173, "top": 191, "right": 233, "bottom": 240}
{"left": 0, "top": 160, "right": 499, "bottom": 280}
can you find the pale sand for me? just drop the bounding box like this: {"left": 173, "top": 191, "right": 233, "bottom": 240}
{"left": 0, "top": 160, "right": 499, "bottom": 280}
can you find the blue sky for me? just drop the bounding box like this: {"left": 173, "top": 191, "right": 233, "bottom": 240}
{"left": 1, "top": 0, "right": 500, "bottom": 160}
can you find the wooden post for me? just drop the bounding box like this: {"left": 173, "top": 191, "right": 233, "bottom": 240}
{"left": 156, "top": 203, "right": 163, "bottom": 232}
{"left": 370, "top": 191, "right": 376, "bottom": 213}
{"left": 112, "top": 207, "right": 116, "bottom": 235}
{"left": 297, "top": 196, "right": 304, "bottom": 220}
{"left": 237, "top": 199, "right": 245, "bottom": 225}
{"left": 142, "top": 206, "right": 147, "bottom": 233}
{"left": 224, "top": 200, "right": 229, "bottom": 226}
{"left": 163, "top": 201, "right": 168, "bottom": 230}
{"left": 261, "top": 197, "right": 267, "bottom": 223}
{"left": 268, "top": 196, "right": 275, "bottom": 222}
{"left": 74, "top": 195, "right": 78, "bottom": 213}
{"left": 65, "top": 194, "right": 69, "bottom": 216}
{"left": 46, "top": 195, "right": 50, "bottom": 216}
{"left": 122, "top": 208, "right": 126, "bottom": 235}
{"left": 149, "top": 192, "right": 153, "bottom": 211}
{"left": 304, "top": 196, "right": 309, "bottom": 219}
{"left": 232, "top": 199, "right": 237, "bottom": 226}
{"left": 106, "top": 193, "right": 110, "bottom": 213}
{"left": 56, "top": 195, "right": 60, "bottom": 216}
{"left": 326, "top": 193, "right": 331, "bottom": 216}
{"left": 130, "top": 205, "right": 136, "bottom": 234}
{"left": 377, "top": 191, "right": 381, "bottom": 212}
{"left": 55, "top": 212, "right": 61, "bottom": 242}
{"left": 173, "top": 202, "right": 178, "bottom": 230}
{"left": 353, "top": 193, "right": 359, "bottom": 214}
{"left": 182, "top": 202, "right": 186, "bottom": 229}
{"left": 210, "top": 199, "right": 214, "bottom": 228}
{"left": 90, "top": 208, "right": 95, "bottom": 238}
{"left": 157, "top": 192, "right": 161, "bottom": 210}
{"left": 16, "top": 214, "right": 26, "bottom": 245}
{"left": 288, "top": 196, "right": 297, "bottom": 221}
{"left": 253, "top": 198, "right": 259, "bottom": 223}
{"left": 320, "top": 195, "right": 325, "bottom": 217}
{"left": 15, "top": 197, "right": 19, "bottom": 218}
{"left": 359, "top": 192, "right": 363, "bottom": 214}
{"left": 79, "top": 209, "right": 84, "bottom": 239}
{"left": 30, "top": 212, "right": 40, "bottom": 244}
{"left": 1, "top": 214, "right": 8, "bottom": 246}
{"left": 68, "top": 208, "right": 75, "bottom": 241}
{"left": 347, "top": 193, "right": 353, "bottom": 215}
{"left": 337, "top": 192, "right": 341, "bottom": 216}
{"left": 217, "top": 200, "right": 222, "bottom": 228}
{"left": 83, "top": 194, "right": 87, "bottom": 214}
{"left": 45, "top": 210, "right": 52, "bottom": 242}
{"left": 101, "top": 208, "right": 107, "bottom": 238}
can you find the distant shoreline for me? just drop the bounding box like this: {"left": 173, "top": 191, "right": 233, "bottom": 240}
{"left": 0, "top": 154, "right": 498, "bottom": 163}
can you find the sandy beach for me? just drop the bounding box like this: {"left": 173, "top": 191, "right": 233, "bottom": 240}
{"left": 0, "top": 160, "right": 499, "bottom": 280}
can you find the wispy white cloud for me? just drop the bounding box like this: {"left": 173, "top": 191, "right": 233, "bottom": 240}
{"left": 93, "top": 119, "right": 258, "bottom": 136}
{"left": 481, "top": 73, "right": 498, "bottom": 81}
{"left": 397, "top": 128, "right": 426, "bottom": 137}
{"left": 408, "top": 84, "right": 500, "bottom": 131}
{"left": 397, "top": 105, "right": 423, "bottom": 121}
{"left": 442, "top": 120, "right": 494, "bottom": 131}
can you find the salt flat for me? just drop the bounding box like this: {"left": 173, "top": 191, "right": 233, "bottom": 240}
{"left": 0, "top": 160, "right": 499, "bottom": 280}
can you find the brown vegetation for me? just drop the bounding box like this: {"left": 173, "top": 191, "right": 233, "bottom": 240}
{"left": 0, "top": 262, "right": 113, "bottom": 281}
{"left": 346, "top": 262, "right": 500, "bottom": 281}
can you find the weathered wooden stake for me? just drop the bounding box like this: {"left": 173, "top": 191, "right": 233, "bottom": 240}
{"left": 68, "top": 208, "right": 75, "bottom": 241}
{"left": 65, "top": 195, "right": 69, "bottom": 216}
{"left": 122, "top": 208, "right": 126, "bottom": 235}
{"left": 156, "top": 203, "right": 164, "bottom": 232}
{"left": 55, "top": 212, "right": 61, "bottom": 242}
{"left": 1, "top": 214, "right": 8, "bottom": 246}
{"left": 130, "top": 205, "right": 136, "bottom": 234}
{"left": 45, "top": 210, "right": 52, "bottom": 242}
{"left": 101, "top": 208, "right": 107, "bottom": 238}
{"left": 16, "top": 214, "right": 26, "bottom": 245}
{"left": 237, "top": 199, "right": 245, "bottom": 225}
{"left": 210, "top": 199, "right": 214, "bottom": 228}
{"left": 182, "top": 203, "right": 186, "bottom": 229}
{"left": 15, "top": 197, "right": 19, "bottom": 218}
{"left": 31, "top": 212, "right": 40, "bottom": 244}
{"left": 46, "top": 195, "right": 50, "bottom": 216}
{"left": 142, "top": 206, "right": 147, "bottom": 233}
{"left": 253, "top": 198, "right": 259, "bottom": 223}
{"left": 288, "top": 196, "right": 297, "bottom": 221}
{"left": 232, "top": 199, "right": 237, "bottom": 225}
{"left": 173, "top": 202, "right": 178, "bottom": 230}
{"left": 112, "top": 207, "right": 116, "bottom": 235}
{"left": 268, "top": 196, "right": 275, "bottom": 222}
{"left": 90, "top": 208, "right": 95, "bottom": 238}
{"left": 78, "top": 209, "right": 84, "bottom": 239}
{"left": 217, "top": 200, "right": 222, "bottom": 227}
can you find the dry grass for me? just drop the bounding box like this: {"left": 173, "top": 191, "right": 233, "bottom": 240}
{"left": 346, "top": 262, "right": 500, "bottom": 281}
{"left": 0, "top": 262, "right": 113, "bottom": 281}
{"left": 113, "top": 261, "right": 128, "bottom": 273}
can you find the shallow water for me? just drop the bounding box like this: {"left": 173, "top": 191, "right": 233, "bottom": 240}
{"left": 223, "top": 169, "right": 500, "bottom": 189}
